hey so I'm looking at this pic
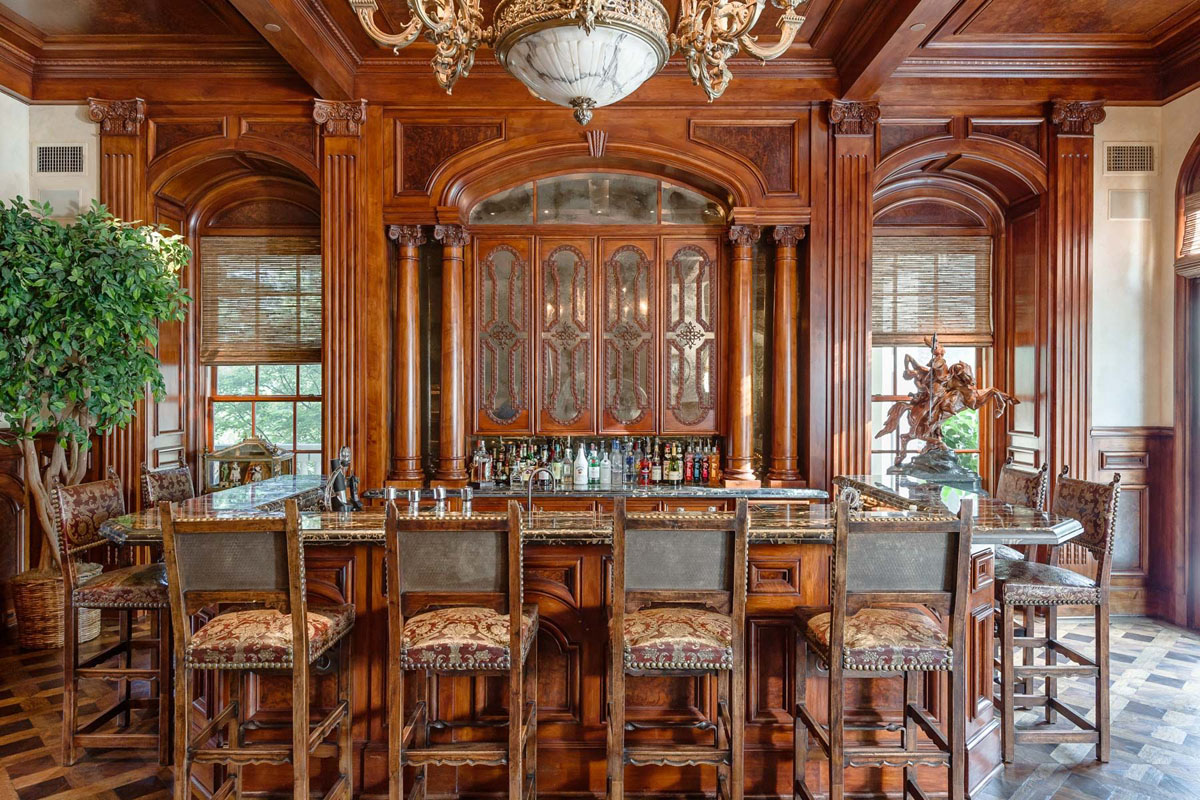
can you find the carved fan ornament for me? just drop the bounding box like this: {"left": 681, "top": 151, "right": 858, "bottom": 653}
{"left": 349, "top": 0, "right": 808, "bottom": 124}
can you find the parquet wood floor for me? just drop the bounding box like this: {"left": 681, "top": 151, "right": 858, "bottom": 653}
{"left": 0, "top": 616, "right": 1195, "bottom": 799}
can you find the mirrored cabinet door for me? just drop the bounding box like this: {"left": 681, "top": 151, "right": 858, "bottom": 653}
{"left": 600, "top": 238, "right": 656, "bottom": 433}
{"left": 474, "top": 236, "right": 532, "bottom": 433}
{"left": 536, "top": 238, "right": 596, "bottom": 433}
{"left": 662, "top": 237, "right": 719, "bottom": 432}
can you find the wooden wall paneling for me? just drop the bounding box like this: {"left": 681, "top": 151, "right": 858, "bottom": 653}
{"left": 89, "top": 97, "right": 149, "bottom": 511}
{"left": 434, "top": 224, "right": 470, "bottom": 483}
{"left": 1047, "top": 99, "right": 1104, "bottom": 483}
{"left": 535, "top": 236, "right": 597, "bottom": 435}
{"left": 826, "top": 100, "right": 879, "bottom": 479}
{"left": 148, "top": 198, "right": 188, "bottom": 472}
{"left": 315, "top": 99, "right": 368, "bottom": 471}
{"left": 388, "top": 224, "right": 425, "bottom": 485}
{"left": 725, "top": 224, "right": 761, "bottom": 484}
{"left": 360, "top": 104, "right": 390, "bottom": 490}
{"left": 767, "top": 226, "right": 805, "bottom": 485}
{"left": 599, "top": 237, "right": 657, "bottom": 434}
{"left": 1001, "top": 200, "right": 1049, "bottom": 471}
{"left": 806, "top": 107, "right": 830, "bottom": 489}
{"left": 472, "top": 235, "right": 533, "bottom": 435}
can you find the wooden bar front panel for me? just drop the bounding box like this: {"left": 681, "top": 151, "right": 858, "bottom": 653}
{"left": 219, "top": 539, "right": 998, "bottom": 798}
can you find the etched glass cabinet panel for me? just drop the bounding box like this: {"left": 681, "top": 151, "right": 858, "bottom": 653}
{"left": 536, "top": 238, "right": 595, "bottom": 432}
{"left": 663, "top": 238, "right": 719, "bottom": 432}
{"left": 474, "top": 237, "right": 532, "bottom": 433}
{"left": 600, "top": 239, "right": 656, "bottom": 432}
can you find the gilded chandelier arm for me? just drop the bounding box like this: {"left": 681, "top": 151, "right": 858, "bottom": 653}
{"left": 348, "top": 0, "right": 423, "bottom": 49}
{"left": 739, "top": 0, "right": 805, "bottom": 61}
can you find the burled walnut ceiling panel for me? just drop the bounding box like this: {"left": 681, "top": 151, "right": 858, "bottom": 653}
{"left": 0, "top": 0, "right": 258, "bottom": 36}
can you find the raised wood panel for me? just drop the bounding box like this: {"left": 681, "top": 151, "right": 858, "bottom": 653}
{"left": 690, "top": 121, "right": 800, "bottom": 195}
{"left": 396, "top": 120, "right": 504, "bottom": 195}
{"left": 969, "top": 119, "right": 1045, "bottom": 158}
{"left": 149, "top": 116, "right": 226, "bottom": 160}
{"left": 878, "top": 120, "right": 951, "bottom": 158}
{"left": 239, "top": 117, "right": 318, "bottom": 162}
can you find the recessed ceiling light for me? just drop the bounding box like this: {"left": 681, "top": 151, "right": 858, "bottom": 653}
{"left": 909, "top": 22, "right": 926, "bottom": 32}
{"left": 264, "top": 23, "right": 282, "bottom": 32}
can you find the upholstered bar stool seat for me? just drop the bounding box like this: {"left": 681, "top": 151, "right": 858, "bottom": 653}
{"left": 624, "top": 607, "right": 732, "bottom": 670}
{"left": 993, "top": 544, "right": 1025, "bottom": 562}
{"left": 73, "top": 563, "right": 169, "bottom": 609}
{"left": 995, "top": 558, "right": 1101, "bottom": 606}
{"left": 186, "top": 605, "right": 355, "bottom": 669}
{"left": 400, "top": 605, "right": 538, "bottom": 670}
{"left": 802, "top": 608, "right": 952, "bottom": 672}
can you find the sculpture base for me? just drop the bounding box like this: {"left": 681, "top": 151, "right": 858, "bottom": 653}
{"left": 888, "top": 448, "right": 987, "bottom": 494}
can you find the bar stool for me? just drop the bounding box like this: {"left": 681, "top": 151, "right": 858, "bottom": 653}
{"left": 793, "top": 498, "right": 974, "bottom": 800}
{"left": 53, "top": 472, "right": 172, "bottom": 766}
{"left": 385, "top": 500, "right": 538, "bottom": 800}
{"left": 161, "top": 500, "right": 354, "bottom": 800}
{"left": 993, "top": 458, "right": 1050, "bottom": 562}
{"left": 995, "top": 469, "right": 1120, "bottom": 763}
{"left": 608, "top": 497, "right": 749, "bottom": 800}
{"left": 141, "top": 463, "right": 196, "bottom": 505}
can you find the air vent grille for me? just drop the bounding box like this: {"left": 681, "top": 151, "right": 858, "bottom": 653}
{"left": 36, "top": 145, "right": 85, "bottom": 174}
{"left": 1105, "top": 143, "right": 1155, "bottom": 175}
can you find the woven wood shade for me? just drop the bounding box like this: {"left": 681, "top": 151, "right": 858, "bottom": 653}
{"left": 871, "top": 235, "right": 992, "bottom": 346}
{"left": 1183, "top": 193, "right": 1200, "bottom": 259}
{"left": 200, "top": 236, "right": 322, "bottom": 365}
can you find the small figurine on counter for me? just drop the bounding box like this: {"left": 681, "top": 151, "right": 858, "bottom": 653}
{"left": 248, "top": 463, "right": 264, "bottom": 483}
{"left": 324, "top": 445, "right": 363, "bottom": 512}
{"left": 228, "top": 461, "right": 242, "bottom": 485}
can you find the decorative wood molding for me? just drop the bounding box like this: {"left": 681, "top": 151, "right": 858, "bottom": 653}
{"left": 586, "top": 128, "right": 609, "bottom": 158}
{"left": 727, "top": 224, "right": 762, "bottom": 247}
{"left": 389, "top": 224, "right": 425, "bottom": 484}
{"left": 725, "top": 224, "right": 760, "bottom": 486}
{"left": 767, "top": 224, "right": 805, "bottom": 485}
{"left": 87, "top": 97, "right": 146, "bottom": 135}
{"left": 1047, "top": 99, "right": 1106, "bottom": 136}
{"left": 313, "top": 99, "right": 368, "bottom": 137}
{"left": 434, "top": 223, "right": 471, "bottom": 247}
{"left": 434, "top": 224, "right": 469, "bottom": 484}
{"left": 828, "top": 100, "right": 880, "bottom": 137}
{"left": 387, "top": 224, "right": 427, "bottom": 247}
{"left": 772, "top": 225, "right": 805, "bottom": 247}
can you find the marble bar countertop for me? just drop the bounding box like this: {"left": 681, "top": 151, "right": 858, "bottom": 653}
{"left": 473, "top": 484, "right": 829, "bottom": 500}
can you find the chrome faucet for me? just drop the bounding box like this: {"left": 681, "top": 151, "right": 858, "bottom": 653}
{"left": 526, "top": 467, "right": 556, "bottom": 514}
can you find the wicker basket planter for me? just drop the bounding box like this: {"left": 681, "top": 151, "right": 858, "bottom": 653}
{"left": 12, "top": 563, "right": 102, "bottom": 650}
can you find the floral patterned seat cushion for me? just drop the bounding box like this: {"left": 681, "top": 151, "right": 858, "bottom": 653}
{"left": 993, "top": 544, "right": 1025, "bottom": 562}
{"left": 141, "top": 465, "right": 195, "bottom": 505}
{"left": 623, "top": 607, "right": 732, "bottom": 670}
{"left": 186, "top": 605, "right": 355, "bottom": 670}
{"left": 995, "top": 558, "right": 1100, "bottom": 606}
{"left": 72, "top": 563, "right": 169, "bottom": 609}
{"left": 401, "top": 606, "right": 538, "bottom": 671}
{"left": 803, "top": 608, "right": 952, "bottom": 671}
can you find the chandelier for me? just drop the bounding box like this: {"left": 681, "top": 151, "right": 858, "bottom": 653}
{"left": 349, "top": 0, "right": 807, "bottom": 124}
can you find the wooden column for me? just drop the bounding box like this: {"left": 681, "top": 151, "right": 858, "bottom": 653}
{"left": 1047, "top": 100, "right": 1103, "bottom": 482}
{"left": 725, "top": 224, "right": 761, "bottom": 486}
{"left": 314, "top": 99, "right": 367, "bottom": 467}
{"left": 388, "top": 225, "right": 425, "bottom": 485}
{"left": 434, "top": 224, "right": 469, "bottom": 485}
{"left": 89, "top": 98, "right": 148, "bottom": 511}
{"left": 767, "top": 225, "right": 805, "bottom": 485}
{"left": 826, "top": 100, "right": 879, "bottom": 479}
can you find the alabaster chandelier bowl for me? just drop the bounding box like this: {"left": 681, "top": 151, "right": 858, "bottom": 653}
{"left": 493, "top": 0, "right": 670, "bottom": 125}
{"left": 350, "top": 0, "right": 807, "bottom": 124}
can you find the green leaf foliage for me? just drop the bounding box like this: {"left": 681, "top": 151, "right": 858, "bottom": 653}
{"left": 0, "top": 198, "right": 191, "bottom": 445}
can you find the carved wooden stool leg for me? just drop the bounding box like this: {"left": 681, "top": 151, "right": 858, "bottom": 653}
{"left": 1000, "top": 601, "right": 1016, "bottom": 764}
{"left": 1096, "top": 601, "right": 1111, "bottom": 763}
{"left": 157, "top": 609, "right": 173, "bottom": 766}
{"left": 903, "top": 669, "right": 919, "bottom": 797}
{"left": 1045, "top": 605, "right": 1059, "bottom": 724}
{"left": 828, "top": 659, "right": 845, "bottom": 800}
{"left": 227, "top": 670, "right": 243, "bottom": 799}
{"left": 793, "top": 639, "right": 808, "bottom": 800}
{"left": 62, "top": 604, "right": 79, "bottom": 766}
{"left": 174, "top": 664, "right": 192, "bottom": 800}
{"left": 508, "top": 660, "right": 524, "bottom": 800}
{"left": 120, "top": 609, "right": 133, "bottom": 728}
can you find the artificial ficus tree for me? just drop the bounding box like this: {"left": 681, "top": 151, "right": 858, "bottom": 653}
{"left": 0, "top": 199, "right": 190, "bottom": 567}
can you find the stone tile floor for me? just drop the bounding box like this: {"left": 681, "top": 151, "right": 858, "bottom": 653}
{"left": 0, "top": 616, "right": 1196, "bottom": 799}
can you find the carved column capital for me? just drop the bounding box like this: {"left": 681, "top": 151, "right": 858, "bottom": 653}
{"left": 87, "top": 98, "right": 146, "bottom": 135}
{"left": 728, "top": 224, "right": 762, "bottom": 248}
{"left": 1048, "top": 99, "right": 1106, "bottom": 136}
{"left": 773, "top": 225, "right": 806, "bottom": 247}
{"left": 828, "top": 100, "right": 880, "bottom": 136}
{"left": 435, "top": 224, "right": 470, "bottom": 248}
{"left": 313, "top": 99, "right": 368, "bottom": 137}
{"left": 388, "top": 225, "right": 427, "bottom": 247}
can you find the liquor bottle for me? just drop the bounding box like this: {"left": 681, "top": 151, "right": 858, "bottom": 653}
{"left": 683, "top": 440, "right": 693, "bottom": 484}
{"left": 699, "top": 442, "right": 710, "bottom": 484}
{"left": 495, "top": 442, "right": 507, "bottom": 484}
{"left": 573, "top": 442, "right": 589, "bottom": 486}
{"left": 708, "top": 439, "right": 721, "bottom": 485}
{"left": 669, "top": 442, "right": 683, "bottom": 486}
{"left": 639, "top": 440, "right": 651, "bottom": 485}
{"left": 588, "top": 442, "right": 600, "bottom": 485}
{"left": 629, "top": 439, "right": 640, "bottom": 484}
{"left": 549, "top": 441, "right": 564, "bottom": 484}
{"left": 599, "top": 445, "right": 612, "bottom": 488}
{"left": 650, "top": 437, "right": 662, "bottom": 484}
{"left": 610, "top": 440, "right": 624, "bottom": 486}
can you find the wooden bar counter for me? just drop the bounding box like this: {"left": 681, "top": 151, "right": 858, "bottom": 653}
{"left": 103, "top": 477, "right": 1081, "bottom": 799}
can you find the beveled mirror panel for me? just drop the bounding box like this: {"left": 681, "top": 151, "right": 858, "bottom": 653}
{"left": 663, "top": 238, "right": 718, "bottom": 432}
{"left": 476, "top": 237, "right": 532, "bottom": 432}
{"left": 601, "top": 239, "right": 656, "bottom": 432}
{"left": 537, "top": 239, "right": 594, "bottom": 432}
{"left": 536, "top": 174, "right": 657, "bottom": 225}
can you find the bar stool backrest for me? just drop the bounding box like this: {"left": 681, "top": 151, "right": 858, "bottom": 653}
{"left": 613, "top": 498, "right": 749, "bottom": 616}
{"left": 833, "top": 499, "right": 974, "bottom": 634}
{"left": 1050, "top": 470, "right": 1121, "bottom": 584}
{"left": 159, "top": 501, "right": 307, "bottom": 653}
{"left": 52, "top": 471, "right": 126, "bottom": 589}
{"left": 141, "top": 463, "right": 196, "bottom": 506}
{"left": 384, "top": 501, "right": 524, "bottom": 645}
{"left": 995, "top": 458, "right": 1049, "bottom": 510}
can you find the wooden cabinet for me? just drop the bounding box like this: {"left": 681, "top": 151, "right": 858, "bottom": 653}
{"left": 472, "top": 233, "right": 722, "bottom": 437}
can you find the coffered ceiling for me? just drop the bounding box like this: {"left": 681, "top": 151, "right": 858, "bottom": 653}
{"left": 0, "top": 0, "right": 1197, "bottom": 105}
